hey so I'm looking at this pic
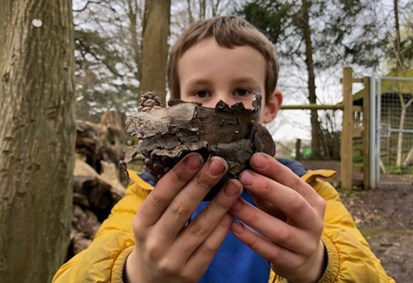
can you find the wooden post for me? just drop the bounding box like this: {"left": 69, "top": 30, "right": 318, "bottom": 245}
{"left": 341, "top": 67, "right": 353, "bottom": 190}
{"left": 295, "top": 138, "right": 302, "bottom": 160}
{"left": 362, "top": 77, "right": 371, "bottom": 189}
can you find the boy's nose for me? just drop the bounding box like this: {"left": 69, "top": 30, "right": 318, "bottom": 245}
{"left": 196, "top": 94, "right": 229, "bottom": 108}
{"left": 209, "top": 93, "right": 234, "bottom": 107}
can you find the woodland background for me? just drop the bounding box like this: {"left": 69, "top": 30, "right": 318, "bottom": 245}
{"left": 0, "top": 0, "right": 412, "bottom": 282}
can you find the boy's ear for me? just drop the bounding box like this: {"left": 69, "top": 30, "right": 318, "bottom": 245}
{"left": 263, "top": 90, "right": 283, "bottom": 124}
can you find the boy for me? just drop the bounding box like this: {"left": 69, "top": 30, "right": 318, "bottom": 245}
{"left": 53, "top": 16, "right": 394, "bottom": 282}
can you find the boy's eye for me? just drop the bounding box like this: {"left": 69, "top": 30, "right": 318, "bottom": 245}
{"left": 234, "top": 88, "right": 253, "bottom": 97}
{"left": 193, "top": 90, "right": 211, "bottom": 98}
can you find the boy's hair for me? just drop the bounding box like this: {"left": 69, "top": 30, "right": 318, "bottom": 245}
{"left": 167, "top": 15, "right": 280, "bottom": 102}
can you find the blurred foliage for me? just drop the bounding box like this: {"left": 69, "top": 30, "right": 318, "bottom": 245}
{"left": 236, "top": 0, "right": 389, "bottom": 69}
{"left": 73, "top": 0, "right": 144, "bottom": 121}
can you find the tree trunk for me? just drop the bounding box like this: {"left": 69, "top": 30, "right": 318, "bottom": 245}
{"left": 396, "top": 96, "right": 413, "bottom": 168}
{"left": 186, "top": 0, "right": 195, "bottom": 23}
{"left": 393, "top": 0, "right": 404, "bottom": 68}
{"left": 199, "top": 0, "right": 206, "bottom": 19}
{"left": 301, "top": 0, "right": 321, "bottom": 158}
{"left": 140, "top": 0, "right": 171, "bottom": 105}
{"left": 402, "top": 145, "right": 413, "bottom": 167}
{"left": 0, "top": 1, "right": 75, "bottom": 282}
{"left": 128, "top": 0, "right": 143, "bottom": 84}
{"left": 396, "top": 98, "right": 406, "bottom": 168}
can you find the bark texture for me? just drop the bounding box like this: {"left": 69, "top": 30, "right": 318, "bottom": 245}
{"left": 0, "top": 1, "right": 75, "bottom": 282}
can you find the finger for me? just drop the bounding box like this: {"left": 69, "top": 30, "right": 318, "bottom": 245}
{"left": 184, "top": 214, "right": 233, "bottom": 279}
{"left": 248, "top": 190, "right": 286, "bottom": 221}
{"left": 247, "top": 154, "right": 326, "bottom": 218}
{"left": 249, "top": 153, "right": 322, "bottom": 208}
{"left": 156, "top": 156, "right": 228, "bottom": 240}
{"left": 230, "top": 220, "right": 307, "bottom": 279}
{"left": 230, "top": 199, "right": 318, "bottom": 255}
{"left": 172, "top": 180, "right": 243, "bottom": 258}
{"left": 136, "top": 153, "right": 204, "bottom": 227}
{"left": 240, "top": 170, "right": 323, "bottom": 231}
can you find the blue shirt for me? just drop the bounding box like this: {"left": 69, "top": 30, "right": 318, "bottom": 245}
{"left": 194, "top": 190, "right": 270, "bottom": 283}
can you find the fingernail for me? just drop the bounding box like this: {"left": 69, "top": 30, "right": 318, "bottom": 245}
{"left": 251, "top": 153, "right": 267, "bottom": 169}
{"left": 231, "top": 220, "right": 245, "bottom": 234}
{"left": 224, "top": 181, "right": 240, "bottom": 196}
{"left": 208, "top": 157, "right": 226, "bottom": 176}
{"left": 240, "top": 170, "right": 254, "bottom": 187}
{"left": 184, "top": 153, "right": 203, "bottom": 170}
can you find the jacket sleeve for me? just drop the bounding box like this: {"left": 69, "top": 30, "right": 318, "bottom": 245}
{"left": 304, "top": 170, "right": 395, "bottom": 283}
{"left": 52, "top": 171, "right": 152, "bottom": 283}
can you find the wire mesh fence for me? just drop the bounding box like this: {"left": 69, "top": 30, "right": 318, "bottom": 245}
{"left": 377, "top": 74, "right": 413, "bottom": 186}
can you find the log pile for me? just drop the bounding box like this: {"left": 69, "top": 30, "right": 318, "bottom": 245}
{"left": 68, "top": 111, "right": 128, "bottom": 259}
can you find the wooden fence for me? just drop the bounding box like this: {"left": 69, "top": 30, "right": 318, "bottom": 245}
{"left": 280, "top": 67, "right": 371, "bottom": 190}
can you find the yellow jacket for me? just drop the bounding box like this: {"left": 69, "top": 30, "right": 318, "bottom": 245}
{"left": 53, "top": 169, "right": 395, "bottom": 283}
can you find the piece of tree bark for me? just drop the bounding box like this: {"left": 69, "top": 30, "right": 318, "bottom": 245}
{"left": 125, "top": 92, "right": 275, "bottom": 200}
{"left": 0, "top": 1, "right": 76, "bottom": 282}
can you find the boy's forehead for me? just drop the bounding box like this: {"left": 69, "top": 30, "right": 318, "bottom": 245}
{"left": 178, "top": 38, "right": 266, "bottom": 72}
{"left": 177, "top": 38, "right": 266, "bottom": 79}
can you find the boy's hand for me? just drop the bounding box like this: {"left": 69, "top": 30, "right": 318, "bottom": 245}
{"left": 125, "top": 153, "right": 243, "bottom": 283}
{"left": 230, "top": 153, "right": 326, "bottom": 283}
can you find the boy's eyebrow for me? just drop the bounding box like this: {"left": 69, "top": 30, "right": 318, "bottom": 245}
{"left": 186, "top": 76, "right": 259, "bottom": 85}
{"left": 185, "top": 78, "right": 211, "bottom": 85}
{"left": 231, "top": 77, "right": 260, "bottom": 85}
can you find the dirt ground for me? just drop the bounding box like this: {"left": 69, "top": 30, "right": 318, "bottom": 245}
{"left": 302, "top": 161, "right": 413, "bottom": 283}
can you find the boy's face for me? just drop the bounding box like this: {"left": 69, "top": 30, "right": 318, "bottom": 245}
{"left": 177, "top": 38, "right": 280, "bottom": 124}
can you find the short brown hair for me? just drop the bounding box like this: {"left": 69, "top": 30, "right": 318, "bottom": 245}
{"left": 167, "top": 15, "right": 280, "bottom": 102}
